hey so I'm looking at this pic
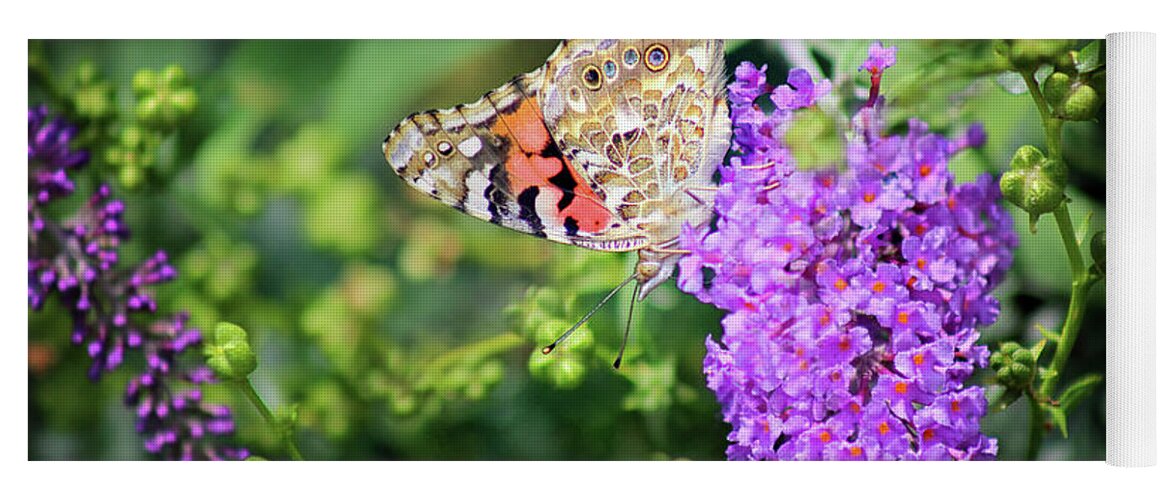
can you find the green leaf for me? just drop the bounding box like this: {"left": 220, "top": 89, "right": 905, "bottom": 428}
{"left": 1030, "top": 337, "right": 1049, "bottom": 359}
{"left": 995, "top": 71, "right": 1029, "bottom": 95}
{"left": 1076, "top": 211, "right": 1094, "bottom": 246}
{"left": 1045, "top": 405, "right": 1069, "bottom": 438}
{"left": 989, "top": 386, "right": 1023, "bottom": 413}
{"left": 1058, "top": 372, "right": 1104, "bottom": 415}
{"left": 1075, "top": 40, "right": 1105, "bottom": 74}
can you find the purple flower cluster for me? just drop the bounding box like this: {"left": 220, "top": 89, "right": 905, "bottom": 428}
{"left": 28, "top": 106, "right": 247, "bottom": 460}
{"left": 29, "top": 105, "right": 89, "bottom": 205}
{"left": 125, "top": 314, "right": 248, "bottom": 460}
{"left": 679, "top": 47, "right": 1016, "bottom": 460}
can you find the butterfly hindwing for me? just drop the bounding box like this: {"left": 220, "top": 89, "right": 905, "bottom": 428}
{"left": 539, "top": 40, "right": 731, "bottom": 247}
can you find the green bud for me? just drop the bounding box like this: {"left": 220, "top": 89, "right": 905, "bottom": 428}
{"left": 1042, "top": 72, "right": 1073, "bottom": 108}
{"left": 131, "top": 65, "right": 198, "bottom": 130}
{"left": 992, "top": 341, "right": 1037, "bottom": 389}
{"left": 528, "top": 350, "right": 586, "bottom": 389}
{"left": 161, "top": 65, "right": 189, "bottom": 87}
{"left": 70, "top": 61, "right": 114, "bottom": 122}
{"left": 204, "top": 322, "right": 258, "bottom": 381}
{"left": 169, "top": 88, "right": 199, "bottom": 115}
{"left": 135, "top": 96, "right": 163, "bottom": 123}
{"left": 132, "top": 69, "right": 157, "bottom": 94}
{"left": 1055, "top": 82, "right": 1101, "bottom": 121}
{"left": 1008, "top": 363, "right": 1033, "bottom": 382}
{"left": 1005, "top": 39, "right": 1074, "bottom": 68}
{"left": 104, "top": 125, "right": 159, "bottom": 184}
{"left": 1054, "top": 50, "right": 1078, "bottom": 74}
{"left": 996, "top": 366, "right": 1015, "bottom": 383}
{"left": 1011, "top": 348, "right": 1037, "bottom": 369}
{"left": 118, "top": 164, "right": 143, "bottom": 188}
{"left": 1000, "top": 145, "right": 1068, "bottom": 227}
{"left": 1090, "top": 231, "right": 1106, "bottom": 275}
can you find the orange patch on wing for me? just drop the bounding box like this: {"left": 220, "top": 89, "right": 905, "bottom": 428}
{"left": 492, "top": 97, "right": 612, "bottom": 234}
{"left": 492, "top": 97, "right": 549, "bottom": 154}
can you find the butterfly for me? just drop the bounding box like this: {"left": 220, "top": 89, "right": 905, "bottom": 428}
{"left": 383, "top": 40, "right": 732, "bottom": 368}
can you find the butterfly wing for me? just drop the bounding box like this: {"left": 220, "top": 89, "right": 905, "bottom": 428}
{"left": 539, "top": 39, "right": 732, "bottom": 247}
{"left": 384, "top": 67, "right": 637, "bottom": 247}
{"left": 383, "top": 40, "right": 732, "bottom": 252}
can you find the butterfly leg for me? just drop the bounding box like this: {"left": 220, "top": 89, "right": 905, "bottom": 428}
{"left": 612, "top": 282, "right": 642, "bottom": 369}
{"left": 542, "top": 272, "right": 638, "bottom": 355}
{"left": 684, "top": 187, "right": 718, "bottom": 215}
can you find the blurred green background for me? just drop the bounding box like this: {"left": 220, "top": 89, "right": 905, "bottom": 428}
{"left": 28, "top": 40, "right": 1105, "bottom": 460}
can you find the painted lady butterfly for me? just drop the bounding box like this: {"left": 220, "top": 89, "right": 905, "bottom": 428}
{"left": 383, "top": 40, "right": 731, "bottom": 367}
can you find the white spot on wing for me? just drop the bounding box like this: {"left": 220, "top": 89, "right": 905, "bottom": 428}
{"left": 390, "top": 127, "right": 424, "bottom": 169}
{"left": 457, "top": 136, "right": 482, "bottom": 157}
{"left": 465, "top": 169, "right": 492, "bottom": 215}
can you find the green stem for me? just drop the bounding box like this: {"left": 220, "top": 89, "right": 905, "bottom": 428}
{"left": 1022, "top": 188, "right": 1099, "bottom": 461}
{"left": 1052, "top": 204, "right": 1085, "bottom": 279}
{"left": 1018, "top": 67, "right": 1064, "bottom": 163}
{"left": 238, "top": 378, "right": 304, "bottom": 461}
{"left": 1017, "top": 62, "right": 1092, "bottom": 460}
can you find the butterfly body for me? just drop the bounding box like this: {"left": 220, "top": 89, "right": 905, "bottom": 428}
{"left": 384, "top": 40, "right": 730, "bottom": 299}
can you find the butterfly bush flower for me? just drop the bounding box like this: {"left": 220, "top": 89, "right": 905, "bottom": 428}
{"left": 28, "top": 105, "right": 247, "bottom": 460}
{"left": 679, "top": 52, "right": 1015, "bottom": 460}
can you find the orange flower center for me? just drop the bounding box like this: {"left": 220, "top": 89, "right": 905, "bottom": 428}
{"left": 819, "top": 431, "right": 832, "bottom": 443}
{"left": 913, "top": 353, "right": 925, "bottom": 366}
{"left": 835, "top": 278, "right": 848, "bottom": 291}
{"left": 897, "top": 312, "right": 910, "bottom": 324}
{"left": 863, "top": 192, "right": 877, "bottom": 203}
{"left": 850, "top": 446, "right": 863, "bottom": 457}
{"left": 919, "top": 164, "right": 932, "bottom": 177}
{"left": 922, "top": 428, "right": 936, "bottom": 441}
{"left": 895, "top": 381, "right": 908, "bottom": 394}
{"left": 872, "top": 281, "right": 886, "bottom": 293}
{"left": 878, "top": 422, "right": 891, "bottom": 435}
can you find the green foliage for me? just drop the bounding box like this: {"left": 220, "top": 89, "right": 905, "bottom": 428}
{"left": 28, "top": 39, "right": 1106, "bottom": 460}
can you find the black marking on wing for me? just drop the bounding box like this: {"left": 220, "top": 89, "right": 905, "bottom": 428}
{"left": 541, "top": 141, "right": 578, "bottom": 213}
{"left": 486, "top": 164, "right": 510, "bottom": 224}
{"left": 516, "top": 186, "right": 547, "bottom": 238}
{"left": 564, "top": 217, "right": 580, "bottom": 237}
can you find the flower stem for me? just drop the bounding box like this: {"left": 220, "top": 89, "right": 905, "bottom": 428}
{"left": 1025, "top": 208, "right": 1094, "bottom": 459}
{"left": 237, "top": 378, "right": 304, "bottom": 460}
{"left": 1037, "top": 204, "right": 1099, "bottom": 399}
{"left": 1018, "top": 72, "right": 1100, "bottom": 457}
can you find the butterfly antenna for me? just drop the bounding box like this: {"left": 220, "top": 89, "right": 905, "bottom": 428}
{"left": 612, "top": 282, "right": 642, "bottom": 369}
{"left": 542, "top": 273, "right": 639, "bottom": 355}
